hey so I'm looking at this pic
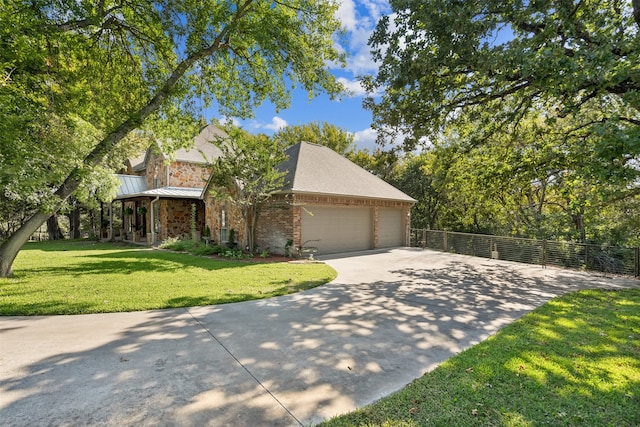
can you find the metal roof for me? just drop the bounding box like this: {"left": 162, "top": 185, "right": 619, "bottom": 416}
{"left": 140, "top": 187, "right": 203, "bottom": 199}
{"left": 115, "top": 174, "right": 147, "bottom": 197}
{"left": 114, "top": 175, "right": 203, "bottom": 200}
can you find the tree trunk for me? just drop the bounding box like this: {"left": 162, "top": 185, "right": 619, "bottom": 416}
{"left": 0, "top": 211, "right": 50, "bottom": 277}
{"left": 71, "top": 204, "right": 81, "bottom": 239}
{"left": 0, "top": 35, "right": 230, "bottom": 277}
{"left": 47, "top": 215, "right": 65, "bottom": 240}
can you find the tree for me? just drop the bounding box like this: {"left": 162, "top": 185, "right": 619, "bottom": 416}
{"left": 206, "top": 126, "right": 287, "bottom": 252}
{"left": 390, "top": 153, "right": 447, "bottom": 230}
{"left": 400, "top": 106, "right": 640, "bottom": 244}
{"left": 273, "top": 121, "right": 356, "bottom": 155}
{"left": 0, "top": 0, "right": 344, "bottom": 277}
{"left": 364, "top": 0, "right": 640, "bottom": 151}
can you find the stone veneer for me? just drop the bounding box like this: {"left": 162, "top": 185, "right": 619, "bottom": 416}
{"left": 157, "top": 199, "right": 205, "bottom": 241}
{"left": 203, "top": 197, "right": 245, "bottom": 246}
{"left": 144, "top": 152, "right": 211, "bottom": 190}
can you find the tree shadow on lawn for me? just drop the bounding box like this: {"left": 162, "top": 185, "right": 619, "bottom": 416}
{"left": 319, "top": 288, "right": 640, "bottom": 426}
{"left": 15, "top": 247, "right": 260, "bottom": 278}
{"left": 20, "top": 240, "right": 133, "bottom": 252}
{"left": 2, "top": 256, "right": 638, "bottom": 426}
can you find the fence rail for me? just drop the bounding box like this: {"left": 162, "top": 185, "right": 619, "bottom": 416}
{"left": 410, "top": 229, "right": 640, "bottom": 277}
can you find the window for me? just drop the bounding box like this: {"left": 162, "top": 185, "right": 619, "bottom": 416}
{"left": 220, "top": 208, "right": 228, "bottom": 242}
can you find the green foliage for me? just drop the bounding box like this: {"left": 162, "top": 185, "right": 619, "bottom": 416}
{"left": 273, "top": 121, "right": 356, "bottom": 155}
{"left": 207, "top": 125, "right": 287, "bottom": 251}
{"left": 321, "top": 289, "right": 640, "bottom": 427}
{"left": 0, "top": 0, "right": 346, "bottom": 277}
{"left": 228, "top": 228, "right": 236, "bottom": 247}
{"left": 366, "top": 0, "right": 640, "bottom": 151}
{"left": 221, "top": 248, "right": 244, "bottom": 259}
{"left": 393, "top": 106, "right": 640, "bottom": 245}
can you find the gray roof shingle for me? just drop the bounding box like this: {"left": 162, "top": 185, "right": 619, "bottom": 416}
{"left": 278, "top": 142, "right": 415, "bottom": 202}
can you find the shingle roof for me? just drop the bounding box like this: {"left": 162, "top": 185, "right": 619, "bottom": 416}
{"left": 278, "top": 142, "right": 416, "bottom": 202}
{"left": 169, "top": 125, "right": 226, "bottom": 164}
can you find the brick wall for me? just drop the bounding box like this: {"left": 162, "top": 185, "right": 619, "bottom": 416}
{"left": 256, "top": 196, "right": 294, "bottom": 254}
{"left": 255, "top": 194, "right": 414, "bottom": 254}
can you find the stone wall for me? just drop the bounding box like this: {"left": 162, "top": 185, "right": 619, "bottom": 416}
{"left": 159, "top": 199, "right": 205, "bottom": 241}
{"left": 168, "top": 161, "right": 210, "bottom": 188}
{"left": 203, "top": 197, "right": 245, "bottom": 246}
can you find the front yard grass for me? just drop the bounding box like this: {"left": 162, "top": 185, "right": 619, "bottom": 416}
{"left": 320, "top": 288, "right": 640, "bottom": 427}
{"left": 0, "top": 240, "right": 337, "bottom": 315}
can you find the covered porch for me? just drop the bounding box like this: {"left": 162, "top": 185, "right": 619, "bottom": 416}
{"left": 106, "top": 175, "right": 206, "bottom": 245}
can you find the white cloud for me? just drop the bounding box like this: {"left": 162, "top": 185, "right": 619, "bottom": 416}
{"left": 335, "top": 0, "right": 358, "bottom": 32}
{"left": 333, "top": 0, "right": 392, "bottom": 76}
{"left": 353, "top": 127, "right": 378, "bottom": 151}
{"left": 263, "top": 116, "right": 289, "bottom": 132}
{"left": 218, "top": 116, "right": 240, "bottom": 127}
{"left": 337, "top": 77, "right": 368, "bottom": 97}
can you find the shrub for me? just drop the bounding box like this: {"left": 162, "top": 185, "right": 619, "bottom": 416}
{"left": 193, "top": 244, "right": 223, "bottom": 256}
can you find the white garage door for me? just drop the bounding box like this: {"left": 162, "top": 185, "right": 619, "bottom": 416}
{"left": 378, "top": 208, "right": 405, "bottom": 248}
{"left": 301, "top": 206, "right": 372, "bottom": 254}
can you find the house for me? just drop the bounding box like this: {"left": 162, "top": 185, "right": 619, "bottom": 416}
{"left": 110, "top": 125, "right": 415, "bottom": 255}
{"left": 254, "top": 141, "right": 416, "bottom": 254}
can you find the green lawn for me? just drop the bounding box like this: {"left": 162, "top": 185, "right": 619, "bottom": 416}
{"left": 320, "top": 289, "right": 640, "bottom": 427}
{"left": 0, "top": 240, "right": 337, "bottom": 315}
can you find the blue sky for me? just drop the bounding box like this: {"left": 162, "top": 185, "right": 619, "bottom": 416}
{"left": 206, "top": 0, "right": 392, "bottom": 152}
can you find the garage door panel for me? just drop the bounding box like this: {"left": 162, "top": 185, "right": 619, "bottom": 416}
{"left": 301, "top": 206, "right": 372, "bottom": 254}
{"left": 378, "top": 208, "right": 405, "bottom": 248}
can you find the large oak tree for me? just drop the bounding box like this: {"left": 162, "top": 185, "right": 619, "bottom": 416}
{"left": 364, "top": 0, "right": 640, "bottom": 150}
{"left": 0, "top": 0, "right": 345, "bottom": 277}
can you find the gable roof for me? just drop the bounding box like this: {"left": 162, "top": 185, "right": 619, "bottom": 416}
{"left": 127, "top": 124, "right": 227, "bottom": 170}
{"left": 170, "top": 124, "right": 226, "bottom": 164}
{"left": 278, "top": 142, "right": 416, "bottom": 202}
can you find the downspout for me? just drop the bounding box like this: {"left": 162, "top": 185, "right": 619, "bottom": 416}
{"left": 150, "top": 196, "right": 160, "bottom": 245}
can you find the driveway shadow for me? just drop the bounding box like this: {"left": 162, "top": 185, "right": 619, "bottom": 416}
{"left": 2, "top": 249, "right": 638, "bottom": 426}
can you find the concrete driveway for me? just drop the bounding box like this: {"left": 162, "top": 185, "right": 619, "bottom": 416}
{"left": 1, "top": 248, "right": 638, "bottom": 426}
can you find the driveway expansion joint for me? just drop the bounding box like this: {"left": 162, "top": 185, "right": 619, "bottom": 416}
{"left": 184, "top": 307, "right": 303, "bottom": 427}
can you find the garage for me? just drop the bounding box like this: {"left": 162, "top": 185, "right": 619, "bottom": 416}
{"left": 378, "top": 208, "right": 406, "bottom": 248}
{"left": 301, "top": 206, "right": 373, "bottom": 254}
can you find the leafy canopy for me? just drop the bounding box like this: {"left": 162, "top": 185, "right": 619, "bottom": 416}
{"left": 0, "top": 0, "right": 345, "bottom": 276}
{"left": 273, "top": 121, "right": 356, "bottom": 155}
{"left": 206, "top": 125, "right": 288, "bottom": 252}
{"left": 365, "top": 0, "right": 640, "bottom": 150}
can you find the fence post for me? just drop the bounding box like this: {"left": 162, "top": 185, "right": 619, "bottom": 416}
{"left": 584, "top": 244, "right": 589, "bottom": 271}
{"left": 443, "top": 230, "right": 448, "bottom": 252}
{"left": 422, "top": 229, "right": 427, "bottom": 249}
{"left": 636, "top": 247, "right": 639, "bottom": 277}
{"left": 542, "top": 240, "right": 547, "bottom": 268}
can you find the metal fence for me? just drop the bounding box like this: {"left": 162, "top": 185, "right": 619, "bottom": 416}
{"left": 410, "top": 229, "right": 640, "bottom": 277}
